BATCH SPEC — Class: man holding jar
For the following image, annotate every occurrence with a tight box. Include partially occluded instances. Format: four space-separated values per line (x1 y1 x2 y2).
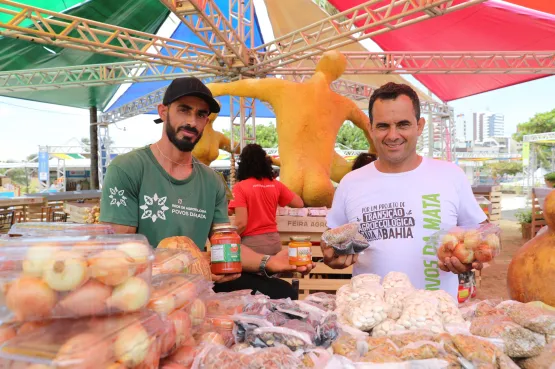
100 77 313 298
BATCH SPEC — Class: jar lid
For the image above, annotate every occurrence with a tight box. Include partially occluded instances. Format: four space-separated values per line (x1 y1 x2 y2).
290 236 311 242
212 223 237 232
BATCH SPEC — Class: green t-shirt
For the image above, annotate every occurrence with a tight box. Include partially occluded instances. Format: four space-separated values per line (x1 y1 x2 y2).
99 146 230 249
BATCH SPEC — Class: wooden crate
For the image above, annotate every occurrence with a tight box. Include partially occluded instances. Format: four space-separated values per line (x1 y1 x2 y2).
473 185 501 223
280 245 352 299
530 188 551 239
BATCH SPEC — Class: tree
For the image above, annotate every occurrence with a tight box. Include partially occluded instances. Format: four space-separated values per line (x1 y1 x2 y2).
80 137 115 153
513 109 555 169
223 121 370 150
336 122 370 150
223 123 279 148
513 109 555 142
485 162 523 184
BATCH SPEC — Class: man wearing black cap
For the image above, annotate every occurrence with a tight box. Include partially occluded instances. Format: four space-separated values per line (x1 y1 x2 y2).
100 77 312 290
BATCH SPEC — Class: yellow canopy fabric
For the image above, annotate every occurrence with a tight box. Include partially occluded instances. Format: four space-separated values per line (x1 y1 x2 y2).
263 0 435 109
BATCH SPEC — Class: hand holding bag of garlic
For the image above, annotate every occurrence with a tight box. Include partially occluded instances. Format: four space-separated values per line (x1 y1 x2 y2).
0 234 154 323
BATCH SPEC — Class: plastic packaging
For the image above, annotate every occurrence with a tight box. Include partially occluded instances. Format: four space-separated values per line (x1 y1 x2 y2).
397 294 444 334
8 222 115 237
0 311 163 369
432 224 501 265
399 341 442 361
0 234 153 323
246 326 313 351
191 344 302 369
209 224 242 275
519 341 555 369
382 272 414 290
371 319 407 337
451 333 501 365
304 292 337 311
152 248 197 276
432 290 466 325
469 315 546 358
344 296 390 331
148 274 213 316
322 223 369 255
288 236 312 266
504 302 555 335
350 273 382 290
332 335 363 361
385 288 414 320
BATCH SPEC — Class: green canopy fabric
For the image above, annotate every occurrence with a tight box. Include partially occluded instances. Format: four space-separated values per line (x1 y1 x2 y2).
0 0 169 110
0 0 85 29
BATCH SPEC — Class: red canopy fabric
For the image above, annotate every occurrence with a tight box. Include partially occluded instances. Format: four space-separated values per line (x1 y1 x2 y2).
329 0 555 101
505 0 555 15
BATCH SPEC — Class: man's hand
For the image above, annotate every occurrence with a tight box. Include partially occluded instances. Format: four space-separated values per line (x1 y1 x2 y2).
438 257 483 274
266 249 315 276
211 273 242 283
203 251 242 283
321 241 358 269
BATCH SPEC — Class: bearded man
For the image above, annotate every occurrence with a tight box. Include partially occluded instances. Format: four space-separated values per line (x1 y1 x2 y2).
100 77 313 297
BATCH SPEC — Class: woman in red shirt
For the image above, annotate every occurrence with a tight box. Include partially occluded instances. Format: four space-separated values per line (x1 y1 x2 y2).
229 144 303 256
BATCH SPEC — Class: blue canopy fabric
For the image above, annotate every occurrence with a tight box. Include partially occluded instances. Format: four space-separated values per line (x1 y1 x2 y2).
106 1 275 118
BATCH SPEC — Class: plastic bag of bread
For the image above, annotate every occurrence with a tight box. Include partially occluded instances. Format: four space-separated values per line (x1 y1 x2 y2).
387 330 439 348
470 315 546 358
360 343 402 363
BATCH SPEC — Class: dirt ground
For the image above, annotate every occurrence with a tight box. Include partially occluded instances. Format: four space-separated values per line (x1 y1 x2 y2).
475 219 525 301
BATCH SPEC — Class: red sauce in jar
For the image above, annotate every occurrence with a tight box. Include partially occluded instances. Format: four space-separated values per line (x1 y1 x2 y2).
210 224 242 275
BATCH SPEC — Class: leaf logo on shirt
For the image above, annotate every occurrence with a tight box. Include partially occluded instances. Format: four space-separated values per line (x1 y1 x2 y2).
109 187 127 207
139 193 169 223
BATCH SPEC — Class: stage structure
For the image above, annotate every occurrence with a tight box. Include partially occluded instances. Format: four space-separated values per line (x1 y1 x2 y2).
0 0 555 186
523 132 555 192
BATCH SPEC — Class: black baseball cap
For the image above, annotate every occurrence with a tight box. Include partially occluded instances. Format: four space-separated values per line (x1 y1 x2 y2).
153 77 220 124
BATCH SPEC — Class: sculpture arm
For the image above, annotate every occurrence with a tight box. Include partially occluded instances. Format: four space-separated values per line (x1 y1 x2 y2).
207 79 291 104
344 99 375 153
218 133 240 154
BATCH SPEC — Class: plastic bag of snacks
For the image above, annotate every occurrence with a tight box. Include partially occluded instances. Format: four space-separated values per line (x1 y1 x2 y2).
502 300 555 335
8 222 115 237
469 315 546 358
396 294 444 334
433 223 501 265
322 223 370 255
0 311 163 369
191 344 303 369
245 326 313 351
519 341 555 369
0 234 153 323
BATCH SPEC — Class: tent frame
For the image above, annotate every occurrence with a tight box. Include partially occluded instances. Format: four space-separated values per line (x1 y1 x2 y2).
0 0 554 186
523 132 555 191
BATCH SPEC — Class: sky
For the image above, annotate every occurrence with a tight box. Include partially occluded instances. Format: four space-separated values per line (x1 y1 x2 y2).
0 1 554 161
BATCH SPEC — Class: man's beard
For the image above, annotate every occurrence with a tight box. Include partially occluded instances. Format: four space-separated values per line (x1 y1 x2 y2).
165 115 203 152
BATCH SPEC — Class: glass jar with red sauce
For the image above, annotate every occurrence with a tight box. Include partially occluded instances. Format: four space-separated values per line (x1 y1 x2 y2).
210 224 242 275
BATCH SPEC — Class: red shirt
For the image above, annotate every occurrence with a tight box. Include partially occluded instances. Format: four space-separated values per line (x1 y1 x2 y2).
229 178 295 237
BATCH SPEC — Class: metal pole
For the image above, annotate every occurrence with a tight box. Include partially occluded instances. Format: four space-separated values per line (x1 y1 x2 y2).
90 106 99 190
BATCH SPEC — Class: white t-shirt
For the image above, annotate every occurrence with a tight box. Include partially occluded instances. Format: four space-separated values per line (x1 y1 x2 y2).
326 157 487 298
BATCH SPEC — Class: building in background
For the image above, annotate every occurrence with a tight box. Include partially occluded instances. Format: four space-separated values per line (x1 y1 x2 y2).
473 112 505 142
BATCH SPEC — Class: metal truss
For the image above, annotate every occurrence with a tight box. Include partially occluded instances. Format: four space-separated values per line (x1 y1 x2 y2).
0 61 214 93
247 0 487 74
160 0 250 68
272 51 555 75
0 0 224 73
99 86 167 124
99 75 223 123
523 132 555 143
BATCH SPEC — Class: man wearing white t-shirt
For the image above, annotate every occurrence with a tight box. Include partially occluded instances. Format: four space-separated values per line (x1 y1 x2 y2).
324 82 486 298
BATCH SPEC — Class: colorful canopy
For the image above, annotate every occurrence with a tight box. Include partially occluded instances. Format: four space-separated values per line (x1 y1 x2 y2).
329 0 555 101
